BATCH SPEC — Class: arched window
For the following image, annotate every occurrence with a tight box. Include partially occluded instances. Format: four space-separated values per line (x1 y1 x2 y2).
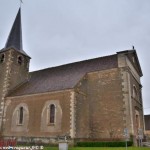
41 101 62 132
0 54 5 63
26 61 29 70
11 103 29 131
135 114 140 129
135 110 140 135
18 107 24 125
49 104 55 124
18 56 23 65
133 86 138 100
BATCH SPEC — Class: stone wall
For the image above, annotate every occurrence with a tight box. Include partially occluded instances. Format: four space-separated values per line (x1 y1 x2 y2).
118 52 144 145
74 51 144 143
75 74 89 138
130 72 144 136
0 48 30 130
75 68 125 140
0 50 10 130
3 90 72 143
8 49 30 91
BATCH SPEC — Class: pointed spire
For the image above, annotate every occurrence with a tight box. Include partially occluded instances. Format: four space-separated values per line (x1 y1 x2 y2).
5 8 23 50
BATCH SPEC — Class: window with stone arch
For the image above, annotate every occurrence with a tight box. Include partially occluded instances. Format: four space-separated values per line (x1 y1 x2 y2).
133 86 138 101
11 103 29 132
135 110 140 135
49 104 56 124
18 106 24 125
41 100 62 132
0 53 5 63
17 55 23 65
135 114 140 129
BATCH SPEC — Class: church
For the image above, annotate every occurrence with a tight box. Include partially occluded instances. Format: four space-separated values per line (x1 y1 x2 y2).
0 8 144 145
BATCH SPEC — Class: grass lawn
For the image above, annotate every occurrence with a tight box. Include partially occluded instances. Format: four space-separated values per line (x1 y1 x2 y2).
43 147 150 150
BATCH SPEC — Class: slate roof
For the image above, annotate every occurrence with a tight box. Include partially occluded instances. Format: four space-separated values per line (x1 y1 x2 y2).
1 8 30 57
5 8 22 50
9 54 118 97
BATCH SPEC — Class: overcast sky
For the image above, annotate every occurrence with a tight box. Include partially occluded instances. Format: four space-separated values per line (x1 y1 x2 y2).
0 0 150 114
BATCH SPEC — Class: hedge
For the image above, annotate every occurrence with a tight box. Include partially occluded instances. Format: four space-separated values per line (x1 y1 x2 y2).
76 141 133 147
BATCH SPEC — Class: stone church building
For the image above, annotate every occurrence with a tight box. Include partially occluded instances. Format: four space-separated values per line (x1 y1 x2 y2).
0 8 144 144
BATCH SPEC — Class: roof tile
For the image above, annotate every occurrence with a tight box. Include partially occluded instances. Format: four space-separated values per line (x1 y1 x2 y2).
9 54 118 96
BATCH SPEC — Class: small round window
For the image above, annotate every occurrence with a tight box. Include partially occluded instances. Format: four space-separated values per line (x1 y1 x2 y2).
0 53 5 63
18 56 23 65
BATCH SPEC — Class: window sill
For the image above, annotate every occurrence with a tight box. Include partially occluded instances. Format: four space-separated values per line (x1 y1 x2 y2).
17 124 23 126
47 123 55 126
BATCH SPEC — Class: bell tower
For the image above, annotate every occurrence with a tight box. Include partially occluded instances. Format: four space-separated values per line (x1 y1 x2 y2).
0 8 31 130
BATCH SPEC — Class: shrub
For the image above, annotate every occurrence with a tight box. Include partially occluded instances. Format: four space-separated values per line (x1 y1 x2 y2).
76 141 133 147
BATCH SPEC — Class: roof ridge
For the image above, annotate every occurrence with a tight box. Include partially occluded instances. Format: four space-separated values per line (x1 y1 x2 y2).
30 54 117 73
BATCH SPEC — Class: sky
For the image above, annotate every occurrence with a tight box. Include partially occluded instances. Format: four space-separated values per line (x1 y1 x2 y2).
0 0 150 114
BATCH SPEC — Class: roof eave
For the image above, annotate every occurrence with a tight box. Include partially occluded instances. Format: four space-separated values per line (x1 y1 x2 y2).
0 46 31 59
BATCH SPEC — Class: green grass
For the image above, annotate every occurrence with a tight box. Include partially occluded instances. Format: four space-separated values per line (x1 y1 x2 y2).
43 147 150 150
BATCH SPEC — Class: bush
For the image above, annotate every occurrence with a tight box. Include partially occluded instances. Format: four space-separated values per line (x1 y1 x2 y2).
76 141 133 147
